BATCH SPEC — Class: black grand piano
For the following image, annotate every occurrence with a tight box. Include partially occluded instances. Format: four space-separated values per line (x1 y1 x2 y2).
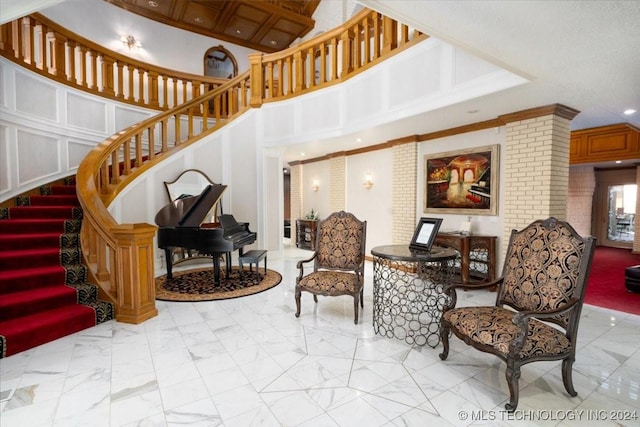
155 183 257 285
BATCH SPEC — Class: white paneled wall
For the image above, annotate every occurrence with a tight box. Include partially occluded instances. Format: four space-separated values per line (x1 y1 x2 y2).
0 58 156 202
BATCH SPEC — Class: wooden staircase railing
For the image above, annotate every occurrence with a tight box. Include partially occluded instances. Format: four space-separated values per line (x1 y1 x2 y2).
0 8 428 323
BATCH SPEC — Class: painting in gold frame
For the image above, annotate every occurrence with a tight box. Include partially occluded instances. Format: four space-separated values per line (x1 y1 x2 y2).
424 144 499 215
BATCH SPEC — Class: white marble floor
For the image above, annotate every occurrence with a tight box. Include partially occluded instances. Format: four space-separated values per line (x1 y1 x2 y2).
1 245 639 427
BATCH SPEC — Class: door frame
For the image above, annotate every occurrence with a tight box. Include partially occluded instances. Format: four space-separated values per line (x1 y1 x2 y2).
592 167 637 248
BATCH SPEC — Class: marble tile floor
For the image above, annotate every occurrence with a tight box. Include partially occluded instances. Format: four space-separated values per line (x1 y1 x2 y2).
1 245 639 427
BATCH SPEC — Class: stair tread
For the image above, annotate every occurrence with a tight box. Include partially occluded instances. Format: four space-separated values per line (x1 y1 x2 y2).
0 265 65 280
0 285 76 306
0 305 96 336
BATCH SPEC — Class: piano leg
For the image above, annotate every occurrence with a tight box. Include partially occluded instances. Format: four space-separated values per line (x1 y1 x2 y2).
165 248 174 279
213 255 221 285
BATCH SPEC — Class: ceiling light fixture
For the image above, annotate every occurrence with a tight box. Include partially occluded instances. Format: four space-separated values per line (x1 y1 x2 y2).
120 35 142 50
623 109 637 115
194 17 204 23
148 1 158 7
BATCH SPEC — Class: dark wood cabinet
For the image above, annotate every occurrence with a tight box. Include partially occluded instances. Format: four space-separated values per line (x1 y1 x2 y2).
435 232 497 285
296 219 318 250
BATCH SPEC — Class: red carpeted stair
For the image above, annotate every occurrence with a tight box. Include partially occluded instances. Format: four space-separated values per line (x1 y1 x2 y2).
0 180 114 358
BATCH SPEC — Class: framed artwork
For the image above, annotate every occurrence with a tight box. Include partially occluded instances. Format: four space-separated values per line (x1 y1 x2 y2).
410 217 442 252
424 144 499 215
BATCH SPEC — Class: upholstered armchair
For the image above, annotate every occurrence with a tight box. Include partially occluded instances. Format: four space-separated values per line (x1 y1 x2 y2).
439 217 596 411
295 211 367 324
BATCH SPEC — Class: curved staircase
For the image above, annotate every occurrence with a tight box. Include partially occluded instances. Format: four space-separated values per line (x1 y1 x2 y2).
0 179 114 358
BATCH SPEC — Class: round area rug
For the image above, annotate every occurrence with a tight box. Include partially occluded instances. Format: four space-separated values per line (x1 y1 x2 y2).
155 267 282 302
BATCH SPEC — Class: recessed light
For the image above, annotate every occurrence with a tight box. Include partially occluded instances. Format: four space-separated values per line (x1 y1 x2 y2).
148 1 158 7
300 152 305 156
270 40 278 46
356 138 362 143
194 17 204 23
467 109 479 114
624 109 637 115
236 30 242 35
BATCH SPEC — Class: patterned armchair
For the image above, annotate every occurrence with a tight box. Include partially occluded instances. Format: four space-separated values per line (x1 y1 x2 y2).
439 217 596 411
295 211 367 324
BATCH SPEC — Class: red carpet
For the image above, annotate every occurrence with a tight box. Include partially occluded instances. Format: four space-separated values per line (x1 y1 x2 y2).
584 246 640 315
0 182 114 358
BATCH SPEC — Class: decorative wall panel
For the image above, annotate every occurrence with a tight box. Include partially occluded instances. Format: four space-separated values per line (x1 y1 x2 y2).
0 125 9 195
345 69 383 123
67 93 108 133
17 130 60 185
300 88 341 133
67 140 95 170
15 72 58 121
389 43 441 108
453 47 502 86
263 103 296 140
114 106 152 133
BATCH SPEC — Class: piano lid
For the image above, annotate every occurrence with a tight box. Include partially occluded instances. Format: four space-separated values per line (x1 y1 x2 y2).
155 183 227 228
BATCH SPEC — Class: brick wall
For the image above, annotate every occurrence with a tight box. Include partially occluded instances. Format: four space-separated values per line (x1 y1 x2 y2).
329 155 346 212
568 166 596 237
503 114 572 256
290 164 303 242
392 142 417 244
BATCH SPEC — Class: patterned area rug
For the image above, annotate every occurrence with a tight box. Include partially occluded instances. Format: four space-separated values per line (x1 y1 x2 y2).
155 267 282 301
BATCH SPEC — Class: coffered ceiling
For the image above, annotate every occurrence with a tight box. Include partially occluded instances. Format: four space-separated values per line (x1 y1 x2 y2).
104 0 320 53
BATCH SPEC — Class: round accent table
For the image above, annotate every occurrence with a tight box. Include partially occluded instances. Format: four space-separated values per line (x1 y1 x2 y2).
371 244 457 347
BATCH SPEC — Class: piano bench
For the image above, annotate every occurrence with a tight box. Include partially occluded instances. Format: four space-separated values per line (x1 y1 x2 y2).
239 250 267 274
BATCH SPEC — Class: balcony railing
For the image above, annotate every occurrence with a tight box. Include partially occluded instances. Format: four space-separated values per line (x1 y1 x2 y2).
0 8 427 323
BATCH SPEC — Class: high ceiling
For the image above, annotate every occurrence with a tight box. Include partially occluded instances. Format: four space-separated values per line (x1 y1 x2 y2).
104 0 320 53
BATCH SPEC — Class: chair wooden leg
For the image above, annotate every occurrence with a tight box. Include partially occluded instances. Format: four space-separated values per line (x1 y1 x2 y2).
562 357 577 396
360 288 364 307
439 324 450 360
295 286 302 318
313 294 318 303
353 294 359 324
505 360 521 411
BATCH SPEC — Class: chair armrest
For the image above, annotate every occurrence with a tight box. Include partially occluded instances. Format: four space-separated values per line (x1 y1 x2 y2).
508 298 579 356
442 277 504 311
296 252 317 281
512 298 579 325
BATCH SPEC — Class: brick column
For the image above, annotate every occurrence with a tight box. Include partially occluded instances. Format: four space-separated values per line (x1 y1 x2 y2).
392 140 418 244
568 166 596 237
289 162 303 244
500 105 579 256
634 166 640 254
329 154 346 212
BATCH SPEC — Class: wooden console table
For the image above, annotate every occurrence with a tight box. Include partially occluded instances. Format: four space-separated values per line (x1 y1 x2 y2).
295 219 317 250
435 232 497 285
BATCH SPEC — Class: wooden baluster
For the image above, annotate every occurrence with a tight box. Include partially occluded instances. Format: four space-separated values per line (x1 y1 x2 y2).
285 56 293 95
307 46 315 88
174 113 181 146
137 68 145 103
266 62 274 98
135 133 143 167
116 61 124 99
382 16 397 54
330 37 338 80
248 52 263 107
319 41 327 84
172 78 178 109
162 76 168 109
52 31 68 80
148 70 159 107
96 235 109 281
126 66 134 101
294 50 304 92
101 54 115 96
341 28 354 77
89 50 97 90
181 80 187 104
36 22 46 70
78 45 87 87
161 119 168 152
23 17 35 66
121 139 131 176
147 125 156 160
110 151 119 185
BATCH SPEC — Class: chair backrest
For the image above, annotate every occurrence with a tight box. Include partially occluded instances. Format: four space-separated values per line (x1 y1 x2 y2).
497 217 596 331
314 211 367 271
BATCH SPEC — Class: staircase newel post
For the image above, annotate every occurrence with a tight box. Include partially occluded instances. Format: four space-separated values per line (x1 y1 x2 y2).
111 223 158 324
248 52 264 108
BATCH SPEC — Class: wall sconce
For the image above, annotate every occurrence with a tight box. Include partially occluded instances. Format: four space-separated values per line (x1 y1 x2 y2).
120 34 142 50
312 179 320 192
363 172 374 190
